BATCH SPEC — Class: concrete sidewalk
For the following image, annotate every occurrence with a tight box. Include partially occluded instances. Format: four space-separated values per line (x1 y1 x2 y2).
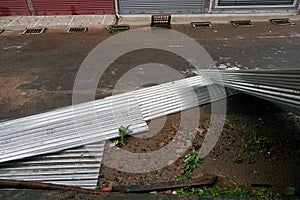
118 13 300 25
0 13 299 31
0 15 115 31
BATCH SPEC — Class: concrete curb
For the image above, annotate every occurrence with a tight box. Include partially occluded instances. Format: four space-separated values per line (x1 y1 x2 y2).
0 15 116 31
0 13 299 31
118 13 300 25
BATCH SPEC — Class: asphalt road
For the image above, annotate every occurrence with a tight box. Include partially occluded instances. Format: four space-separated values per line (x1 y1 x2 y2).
0 21 299 120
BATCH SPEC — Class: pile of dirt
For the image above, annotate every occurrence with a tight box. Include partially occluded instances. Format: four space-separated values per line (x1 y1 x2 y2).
98 93 299 195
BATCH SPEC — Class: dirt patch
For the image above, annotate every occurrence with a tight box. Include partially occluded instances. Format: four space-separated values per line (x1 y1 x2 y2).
98 94 299 195
0 75 39 110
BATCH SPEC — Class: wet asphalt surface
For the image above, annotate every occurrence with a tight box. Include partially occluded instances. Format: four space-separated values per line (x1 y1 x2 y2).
0 21 299 119
0 21 299 199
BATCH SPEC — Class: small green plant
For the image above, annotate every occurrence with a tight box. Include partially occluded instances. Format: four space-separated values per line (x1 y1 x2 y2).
177 151 203 180
106 25 117 33
176 187 250 196
253 187 270 199
114 125 132 146
282 186 295 196
247 133 267 148
232 157 243 163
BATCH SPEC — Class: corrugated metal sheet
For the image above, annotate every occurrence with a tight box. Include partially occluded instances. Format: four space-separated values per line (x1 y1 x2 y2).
0 75 234 188
0 75 233 164
0 74 236 188
133 75 232 120
0 94 148 163
118 0 204 14
209 70 300 114
0 142 104 189
31 0 115 15
0 0 30 16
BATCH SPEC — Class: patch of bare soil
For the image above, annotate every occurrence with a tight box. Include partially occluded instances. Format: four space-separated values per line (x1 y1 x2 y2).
98 94 299 195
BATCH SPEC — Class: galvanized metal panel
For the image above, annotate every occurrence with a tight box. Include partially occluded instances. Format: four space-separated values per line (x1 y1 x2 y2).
0 0 30 16
118 0 204 14
0 142 104 189
133 76 230 120
0 94 148 163
0 74 232 163
210 70 300 114
31 0 115 15
0 75 234 188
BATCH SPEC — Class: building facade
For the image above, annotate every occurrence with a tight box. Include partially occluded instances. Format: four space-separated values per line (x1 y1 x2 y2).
0 0 299 16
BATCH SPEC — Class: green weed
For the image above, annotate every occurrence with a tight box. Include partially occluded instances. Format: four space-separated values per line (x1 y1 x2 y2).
232 157 243 163
246 133 267 148
177 151 203 180
282 186 295 196
114 125 132 146
106 25 117 33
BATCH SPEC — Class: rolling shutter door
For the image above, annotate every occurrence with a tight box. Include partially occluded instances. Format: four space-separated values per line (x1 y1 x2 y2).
216 0 298 7
0 0 30 16
31 0 115 15
118 0 204 14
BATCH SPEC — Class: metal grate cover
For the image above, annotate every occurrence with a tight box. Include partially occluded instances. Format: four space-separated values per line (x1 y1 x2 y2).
67 27 88 33
112 25 130 31
270 18 295 26
191 22 213 29
151 14 171 29
231 20 253 28
22 28 46 35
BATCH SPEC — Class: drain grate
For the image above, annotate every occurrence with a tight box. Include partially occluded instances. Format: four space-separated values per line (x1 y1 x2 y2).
67 27 88 33
22 28 46 35
231 20 253 28
0 29 4 34
191 22 213 29
270 18 294 26
112 25 130 31
151 14 171 29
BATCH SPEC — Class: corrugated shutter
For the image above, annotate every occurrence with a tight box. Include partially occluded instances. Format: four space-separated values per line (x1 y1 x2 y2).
118 0 204 14
217 0 294 6
0 0 30 16
31 0 115 15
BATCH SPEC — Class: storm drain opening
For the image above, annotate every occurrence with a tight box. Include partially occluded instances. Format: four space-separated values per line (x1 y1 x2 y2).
112 25 130 31
191 22 213 29
151 14 171 29
22 28 46 35
0 29 4 34
67 27 88 33
231 20 253 28
270 18 294 26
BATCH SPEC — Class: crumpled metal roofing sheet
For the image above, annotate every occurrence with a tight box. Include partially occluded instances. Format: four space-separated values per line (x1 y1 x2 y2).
0 142 104 189
133 75 231 120
0 93 148 163
214 70 300 114
0 75 231 163
0 74 235 188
